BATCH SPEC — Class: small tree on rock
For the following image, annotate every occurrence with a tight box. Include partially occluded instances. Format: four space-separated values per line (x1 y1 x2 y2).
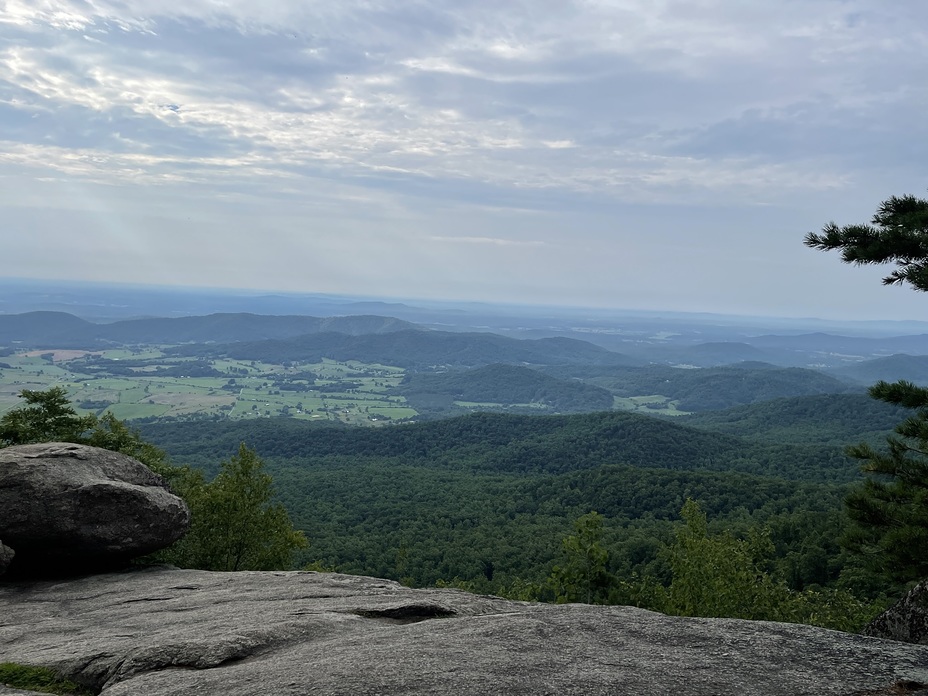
0 386 96 446
160 443 308 571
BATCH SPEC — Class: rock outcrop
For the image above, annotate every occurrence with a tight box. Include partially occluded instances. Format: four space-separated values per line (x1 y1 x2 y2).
0 443 189 576
1 566 927 695
865 580 928 646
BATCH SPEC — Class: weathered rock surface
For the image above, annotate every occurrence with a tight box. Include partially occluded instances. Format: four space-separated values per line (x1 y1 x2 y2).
1 567 927 696
865 580 928 645
0 443 189 575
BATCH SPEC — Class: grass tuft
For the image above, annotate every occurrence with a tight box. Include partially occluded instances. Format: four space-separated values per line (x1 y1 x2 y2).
0 663 93 695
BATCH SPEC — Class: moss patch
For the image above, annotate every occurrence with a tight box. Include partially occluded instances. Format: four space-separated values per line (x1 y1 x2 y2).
0 663 93 695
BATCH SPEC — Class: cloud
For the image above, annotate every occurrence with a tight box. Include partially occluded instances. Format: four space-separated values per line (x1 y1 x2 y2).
3 0 928 317
427 235 547 247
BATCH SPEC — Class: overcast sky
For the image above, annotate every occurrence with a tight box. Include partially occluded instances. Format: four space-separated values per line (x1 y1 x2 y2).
3 1 928 320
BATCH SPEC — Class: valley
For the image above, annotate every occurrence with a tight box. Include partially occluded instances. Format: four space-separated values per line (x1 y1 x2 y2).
1 296 926 620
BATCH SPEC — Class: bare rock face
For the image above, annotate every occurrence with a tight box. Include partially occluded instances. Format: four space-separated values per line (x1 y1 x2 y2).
1 567 927 696
864 580 928 645
0 443 189 576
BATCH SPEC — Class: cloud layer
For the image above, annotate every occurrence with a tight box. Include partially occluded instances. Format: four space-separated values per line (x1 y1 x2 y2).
3 0 927 318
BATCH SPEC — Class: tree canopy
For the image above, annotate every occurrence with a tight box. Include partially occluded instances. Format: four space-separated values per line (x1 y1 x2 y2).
0 386 96 447
806 193 928 581
804 193 928 291
157 443 308 571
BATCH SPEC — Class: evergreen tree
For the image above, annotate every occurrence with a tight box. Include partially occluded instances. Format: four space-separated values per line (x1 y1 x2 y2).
841 380 928 581
805 193 928 580
804 193 928 291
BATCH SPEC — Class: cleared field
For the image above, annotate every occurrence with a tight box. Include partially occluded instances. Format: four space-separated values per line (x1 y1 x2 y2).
22 349 101 362
613 395 690 416
0 348 419 424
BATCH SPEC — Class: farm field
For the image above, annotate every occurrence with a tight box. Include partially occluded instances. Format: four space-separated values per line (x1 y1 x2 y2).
0 347 415 425
612 394 690 416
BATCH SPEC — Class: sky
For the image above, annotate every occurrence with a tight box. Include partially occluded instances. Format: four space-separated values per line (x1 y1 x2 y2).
2 0 928 321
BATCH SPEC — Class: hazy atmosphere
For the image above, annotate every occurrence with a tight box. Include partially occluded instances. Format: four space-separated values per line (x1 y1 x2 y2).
3 0 927 319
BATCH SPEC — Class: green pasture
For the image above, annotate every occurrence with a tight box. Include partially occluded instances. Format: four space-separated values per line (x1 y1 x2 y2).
0 348 425 424
613 395 690 416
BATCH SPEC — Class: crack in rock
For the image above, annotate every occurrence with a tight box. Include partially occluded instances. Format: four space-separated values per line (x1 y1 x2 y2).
351 603 457 624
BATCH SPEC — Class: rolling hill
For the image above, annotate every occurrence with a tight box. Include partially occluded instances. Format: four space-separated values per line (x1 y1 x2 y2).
168 330 642 369
543 363 857 412
677 393 908 446
0 311 417 347
828 353 928 385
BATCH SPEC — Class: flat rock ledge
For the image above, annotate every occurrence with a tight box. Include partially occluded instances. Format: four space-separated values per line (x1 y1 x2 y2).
1 567 927 696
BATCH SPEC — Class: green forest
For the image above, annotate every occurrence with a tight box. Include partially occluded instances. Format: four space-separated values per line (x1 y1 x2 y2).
6 193 928 634
134 401 901 630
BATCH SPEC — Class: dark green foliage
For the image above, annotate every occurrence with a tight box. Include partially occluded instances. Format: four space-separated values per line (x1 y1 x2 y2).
0 386 96 446
544 364 854 412
550 511 613 604
137 412 883 598
536 504 884 632
0 663 92 695
653 502 882 631
806 194 928 583
140 410 856 483
678 393 908 446
842 381 928 581
0 387 170 474
156 444 308 571
804 193 928 291
660 499 787 619
394 363 615 414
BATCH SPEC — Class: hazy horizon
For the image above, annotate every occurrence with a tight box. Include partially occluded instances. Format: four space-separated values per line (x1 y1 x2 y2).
5 275 928 334
4 2 928 321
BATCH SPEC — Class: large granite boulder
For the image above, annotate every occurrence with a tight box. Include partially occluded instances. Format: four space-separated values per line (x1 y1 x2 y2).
864 580 928 645
1 567 927 695
0 442 189 576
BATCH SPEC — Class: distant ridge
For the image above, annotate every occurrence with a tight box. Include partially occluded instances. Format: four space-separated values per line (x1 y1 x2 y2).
745 332 928 356
678 393 908 445
0 311 95 346
0 312 417 347
829 353 928 385
394 363 616 413
544 363 855 412
167 329 642 369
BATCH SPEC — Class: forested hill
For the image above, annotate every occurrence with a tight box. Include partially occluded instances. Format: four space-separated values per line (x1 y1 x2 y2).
828 353 928 385
139 410 855 483
0 311 416 347
167 330 642 369
139 410 860 589
677 393 909 446
542 363 856 411
392 363 615 413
